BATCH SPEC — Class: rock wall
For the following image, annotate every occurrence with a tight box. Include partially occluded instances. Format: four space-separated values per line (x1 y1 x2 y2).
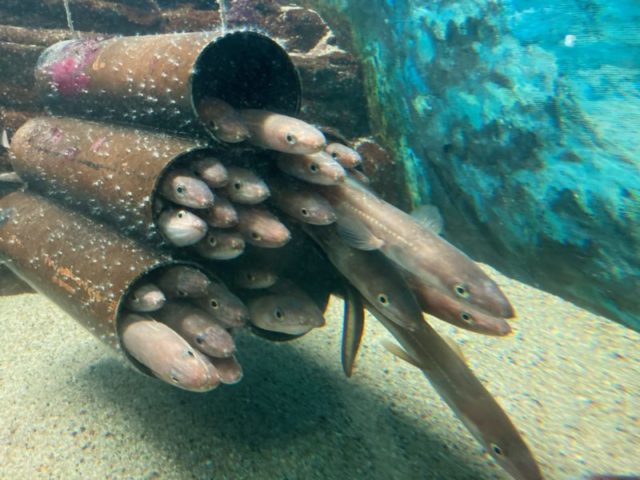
300 0 640 331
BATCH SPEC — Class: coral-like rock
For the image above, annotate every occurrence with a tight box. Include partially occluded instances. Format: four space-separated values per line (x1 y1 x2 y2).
301 0 640 331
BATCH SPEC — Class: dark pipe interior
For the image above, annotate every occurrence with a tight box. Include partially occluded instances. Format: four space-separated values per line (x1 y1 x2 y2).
192 31 301 115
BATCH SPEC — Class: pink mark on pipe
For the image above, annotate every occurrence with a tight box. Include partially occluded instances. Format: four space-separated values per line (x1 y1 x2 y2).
49 127 63 144
49 57 91 96
44 39 101 97
90 137 108 153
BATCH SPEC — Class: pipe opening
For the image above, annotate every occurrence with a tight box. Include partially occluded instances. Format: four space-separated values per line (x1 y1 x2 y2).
192 31 301 117
150 146 220 242
116 261 211 375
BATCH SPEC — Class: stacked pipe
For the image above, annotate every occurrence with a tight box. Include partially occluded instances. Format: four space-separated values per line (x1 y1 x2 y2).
0 27 543 478
1 31 336 391
0 190 243 390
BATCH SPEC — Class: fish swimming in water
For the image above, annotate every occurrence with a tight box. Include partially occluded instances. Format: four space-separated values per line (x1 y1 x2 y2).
368 303 543 480
201 196 238 228
405 270 512 336
318 176 515 318
119 314 220 392
224 166 270 205
235 206 291 248
269 177 337 225
159 169 215 209
277 151 345 185
190 156 229 189
239 109 326 154
193 229 245 260
205 355 243 385
124 283 166 313
192 278 250 328
246 290 325 335
325 142 362 169
305 225 423 331
157 208 208 246
231 265 279 290
152 301 235 358
156 265 210 299
197 98 250 143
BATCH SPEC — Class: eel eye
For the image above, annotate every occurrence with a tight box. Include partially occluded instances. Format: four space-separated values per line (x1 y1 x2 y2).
210 299 219 309
454 284 469 299
378 294 389 306
285 133 296 145
461 312 473 324
274 308 284 319
490 443 503 456
176 185 185 194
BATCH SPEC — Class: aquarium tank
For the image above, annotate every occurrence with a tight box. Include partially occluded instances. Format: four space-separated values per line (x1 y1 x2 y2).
0 1 638 479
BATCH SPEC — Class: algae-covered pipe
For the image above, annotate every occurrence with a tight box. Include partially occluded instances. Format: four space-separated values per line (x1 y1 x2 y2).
9 116 214 245
33 31 301 140
0 190 212 376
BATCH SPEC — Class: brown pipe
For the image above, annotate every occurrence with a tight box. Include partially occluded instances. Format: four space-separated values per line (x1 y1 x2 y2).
0 190 211 374
9 116 210 245
34 31 301 140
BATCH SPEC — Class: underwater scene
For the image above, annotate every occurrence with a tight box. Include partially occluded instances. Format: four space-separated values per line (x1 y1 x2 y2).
0 1 638 479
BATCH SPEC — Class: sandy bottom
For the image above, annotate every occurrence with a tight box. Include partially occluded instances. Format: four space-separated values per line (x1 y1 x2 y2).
1 267 639 480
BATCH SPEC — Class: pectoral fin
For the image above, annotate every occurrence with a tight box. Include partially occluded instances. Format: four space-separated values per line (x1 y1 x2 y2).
336 218 384 250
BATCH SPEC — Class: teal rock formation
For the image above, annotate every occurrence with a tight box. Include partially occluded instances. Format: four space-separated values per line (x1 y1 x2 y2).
302 0 640 330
